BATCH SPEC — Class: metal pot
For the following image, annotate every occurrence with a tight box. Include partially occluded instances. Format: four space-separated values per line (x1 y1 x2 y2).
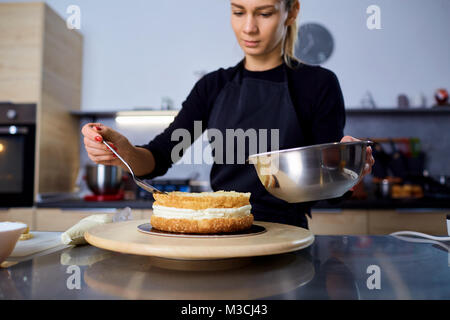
248 141 372 203
86 164 124 195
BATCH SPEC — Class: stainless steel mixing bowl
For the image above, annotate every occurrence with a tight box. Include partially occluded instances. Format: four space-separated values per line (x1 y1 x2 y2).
86 164 124 195
248 141 372 203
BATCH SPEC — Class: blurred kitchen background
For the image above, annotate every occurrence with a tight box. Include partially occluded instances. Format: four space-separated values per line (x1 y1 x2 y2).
1 0 449 234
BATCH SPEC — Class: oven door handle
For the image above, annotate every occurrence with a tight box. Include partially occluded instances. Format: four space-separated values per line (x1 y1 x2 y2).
0 126 29 134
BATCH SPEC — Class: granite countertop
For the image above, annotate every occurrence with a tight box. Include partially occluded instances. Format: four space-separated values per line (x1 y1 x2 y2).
1 235 449 300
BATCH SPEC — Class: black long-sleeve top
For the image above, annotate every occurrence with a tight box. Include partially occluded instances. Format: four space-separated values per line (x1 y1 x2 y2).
138 59 346 226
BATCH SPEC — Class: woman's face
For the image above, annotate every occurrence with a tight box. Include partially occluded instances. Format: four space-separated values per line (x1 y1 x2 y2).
230 0 289 58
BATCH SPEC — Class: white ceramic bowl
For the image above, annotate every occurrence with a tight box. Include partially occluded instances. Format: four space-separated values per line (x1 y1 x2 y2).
0 222 27 264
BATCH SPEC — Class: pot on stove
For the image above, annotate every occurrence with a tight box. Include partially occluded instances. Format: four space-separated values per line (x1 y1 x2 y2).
85 164 124 195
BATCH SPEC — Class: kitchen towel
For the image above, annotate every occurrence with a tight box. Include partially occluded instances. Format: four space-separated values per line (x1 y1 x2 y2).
60 207 132 246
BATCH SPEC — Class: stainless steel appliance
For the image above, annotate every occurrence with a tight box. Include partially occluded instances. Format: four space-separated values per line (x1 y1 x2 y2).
0 102 36 207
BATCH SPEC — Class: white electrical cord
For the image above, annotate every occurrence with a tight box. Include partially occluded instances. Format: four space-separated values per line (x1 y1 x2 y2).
390 218 450 254
390 234 450 252
389 231 450 242
390 217 450 243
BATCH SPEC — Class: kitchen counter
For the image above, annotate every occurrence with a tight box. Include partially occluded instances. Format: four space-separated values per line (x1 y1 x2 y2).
35 195 450 210
1 235 449 300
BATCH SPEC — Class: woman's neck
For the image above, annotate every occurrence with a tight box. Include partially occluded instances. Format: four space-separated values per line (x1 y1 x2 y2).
244 44 284 71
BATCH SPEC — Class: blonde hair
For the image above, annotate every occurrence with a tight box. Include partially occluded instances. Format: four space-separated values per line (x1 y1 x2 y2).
283 0 300 69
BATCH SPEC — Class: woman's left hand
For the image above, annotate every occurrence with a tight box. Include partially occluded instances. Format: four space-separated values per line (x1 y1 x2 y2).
340 135 375 189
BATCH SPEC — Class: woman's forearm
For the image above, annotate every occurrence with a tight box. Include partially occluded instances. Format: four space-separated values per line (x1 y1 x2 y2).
121 146 156 177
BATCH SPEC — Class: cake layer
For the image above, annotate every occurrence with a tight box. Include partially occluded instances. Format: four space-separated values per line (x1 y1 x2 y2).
152 190 251 210
150 214 254 234
152 204 252 220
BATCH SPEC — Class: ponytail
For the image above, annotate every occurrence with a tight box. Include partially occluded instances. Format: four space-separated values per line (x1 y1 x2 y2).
283 0 300 69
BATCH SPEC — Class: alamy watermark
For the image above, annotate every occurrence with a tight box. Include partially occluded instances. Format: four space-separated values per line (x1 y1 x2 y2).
366 264 381 290
171 121 280 175
367 5 382 30
66 5 81 30
66 265 81 290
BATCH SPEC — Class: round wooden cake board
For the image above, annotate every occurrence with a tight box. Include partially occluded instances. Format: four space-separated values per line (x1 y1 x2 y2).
84 220 314 260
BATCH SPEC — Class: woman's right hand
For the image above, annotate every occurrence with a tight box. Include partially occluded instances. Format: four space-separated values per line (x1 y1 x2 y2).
81 123 132 167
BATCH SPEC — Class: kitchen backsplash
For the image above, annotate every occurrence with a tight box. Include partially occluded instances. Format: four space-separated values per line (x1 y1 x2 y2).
344 111 450 176
79 110 450 191
78 118 213 188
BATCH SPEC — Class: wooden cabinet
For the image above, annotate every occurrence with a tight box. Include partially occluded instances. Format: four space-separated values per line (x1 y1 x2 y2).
140 210 153 221
308 209 369 235
0 3 83 199
2 207 447 235
368 209 449 236
0 208 34 227
0 208 153 232
309 208 449 235
33 208 152 232
34 209 106 232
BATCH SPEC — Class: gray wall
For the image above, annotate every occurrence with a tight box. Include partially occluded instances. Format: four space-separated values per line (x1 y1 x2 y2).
4 0 448 184
2 0 449 110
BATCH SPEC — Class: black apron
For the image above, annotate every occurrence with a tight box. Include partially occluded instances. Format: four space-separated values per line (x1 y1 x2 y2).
207 61 311 228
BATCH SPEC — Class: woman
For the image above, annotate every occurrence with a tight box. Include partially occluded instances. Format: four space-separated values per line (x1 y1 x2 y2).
82 0 375 229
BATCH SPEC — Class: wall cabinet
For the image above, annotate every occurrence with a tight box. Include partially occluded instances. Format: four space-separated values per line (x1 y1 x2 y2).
0 3 83 199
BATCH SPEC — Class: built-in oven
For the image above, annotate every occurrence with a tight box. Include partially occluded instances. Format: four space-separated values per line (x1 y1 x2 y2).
0 102 36 207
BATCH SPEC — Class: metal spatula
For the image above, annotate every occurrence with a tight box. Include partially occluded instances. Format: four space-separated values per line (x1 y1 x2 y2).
103 141 167 195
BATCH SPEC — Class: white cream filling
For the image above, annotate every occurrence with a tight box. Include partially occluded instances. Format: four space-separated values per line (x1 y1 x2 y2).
152 204 252 220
